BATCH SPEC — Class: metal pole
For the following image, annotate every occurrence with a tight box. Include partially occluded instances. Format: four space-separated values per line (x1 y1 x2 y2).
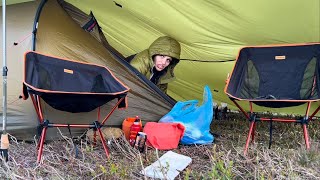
2 0 7 133
1 0 9 161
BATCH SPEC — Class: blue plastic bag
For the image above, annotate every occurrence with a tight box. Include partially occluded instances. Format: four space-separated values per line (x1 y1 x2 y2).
159 85 214 144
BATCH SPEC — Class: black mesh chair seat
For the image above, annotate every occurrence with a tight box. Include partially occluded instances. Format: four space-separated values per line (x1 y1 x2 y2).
224 43 320 155
22 51 130 163
226 43 320 108
23 51 129 112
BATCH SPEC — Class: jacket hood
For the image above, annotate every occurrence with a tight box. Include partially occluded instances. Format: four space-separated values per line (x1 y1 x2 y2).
148 36 181 65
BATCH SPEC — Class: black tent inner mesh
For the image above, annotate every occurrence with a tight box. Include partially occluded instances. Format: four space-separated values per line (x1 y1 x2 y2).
23 51 129 113
226 44 320 108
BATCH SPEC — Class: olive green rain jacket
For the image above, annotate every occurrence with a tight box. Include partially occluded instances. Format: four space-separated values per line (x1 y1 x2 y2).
130 36 181 92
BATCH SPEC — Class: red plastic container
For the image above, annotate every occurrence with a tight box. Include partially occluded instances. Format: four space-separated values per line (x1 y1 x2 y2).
122 116 142 141
129 119 142 146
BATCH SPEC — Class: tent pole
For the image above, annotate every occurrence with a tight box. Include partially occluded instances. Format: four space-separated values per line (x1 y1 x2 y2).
1 0 9 161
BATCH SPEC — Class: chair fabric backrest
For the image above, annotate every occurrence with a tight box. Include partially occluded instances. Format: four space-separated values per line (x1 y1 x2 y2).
225 43 320 107
23 51 130 112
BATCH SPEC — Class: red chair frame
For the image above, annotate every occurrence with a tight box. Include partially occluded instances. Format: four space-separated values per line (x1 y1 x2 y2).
30 94 125 163
230 99 320 155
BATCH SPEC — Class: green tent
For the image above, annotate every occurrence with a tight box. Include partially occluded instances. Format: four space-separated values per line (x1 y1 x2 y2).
64 0 320 113
0 0 319 139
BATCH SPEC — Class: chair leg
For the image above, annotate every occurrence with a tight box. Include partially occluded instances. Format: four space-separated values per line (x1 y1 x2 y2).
302 124 310 149
97 128 110 158
251 123 256 142
37 127 47 163
244 121 255 155
93 130 97 146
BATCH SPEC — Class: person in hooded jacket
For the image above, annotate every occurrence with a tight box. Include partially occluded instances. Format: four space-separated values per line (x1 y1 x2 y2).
129 36 181 93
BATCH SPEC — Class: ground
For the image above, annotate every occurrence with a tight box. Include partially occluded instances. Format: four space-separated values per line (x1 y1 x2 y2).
0 112 319 179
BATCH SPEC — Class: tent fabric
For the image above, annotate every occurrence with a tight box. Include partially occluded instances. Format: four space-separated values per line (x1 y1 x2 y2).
0 1 41 140
23 51 129 113
225 43 320 108
0 0 319 140
0 1 173 140
65 0 320 112
1 0 34 6
36 0 173 115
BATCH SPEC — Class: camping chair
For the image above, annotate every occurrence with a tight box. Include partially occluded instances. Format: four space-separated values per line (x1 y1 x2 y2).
224 43 320 155
22 51 130 163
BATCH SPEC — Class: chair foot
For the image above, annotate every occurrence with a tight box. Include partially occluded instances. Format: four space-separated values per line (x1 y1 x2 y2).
302 124 310 149
37 127 47 163
97 128 110 158
244 121 255 155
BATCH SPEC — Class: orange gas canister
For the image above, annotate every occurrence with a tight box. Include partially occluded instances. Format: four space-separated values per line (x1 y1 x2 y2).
122 116 142 140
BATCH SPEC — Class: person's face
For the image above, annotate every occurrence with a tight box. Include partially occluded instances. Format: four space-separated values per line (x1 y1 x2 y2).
153 55 172 71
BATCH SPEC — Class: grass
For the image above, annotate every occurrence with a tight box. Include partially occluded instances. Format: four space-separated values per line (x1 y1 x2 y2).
0 112 319 179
